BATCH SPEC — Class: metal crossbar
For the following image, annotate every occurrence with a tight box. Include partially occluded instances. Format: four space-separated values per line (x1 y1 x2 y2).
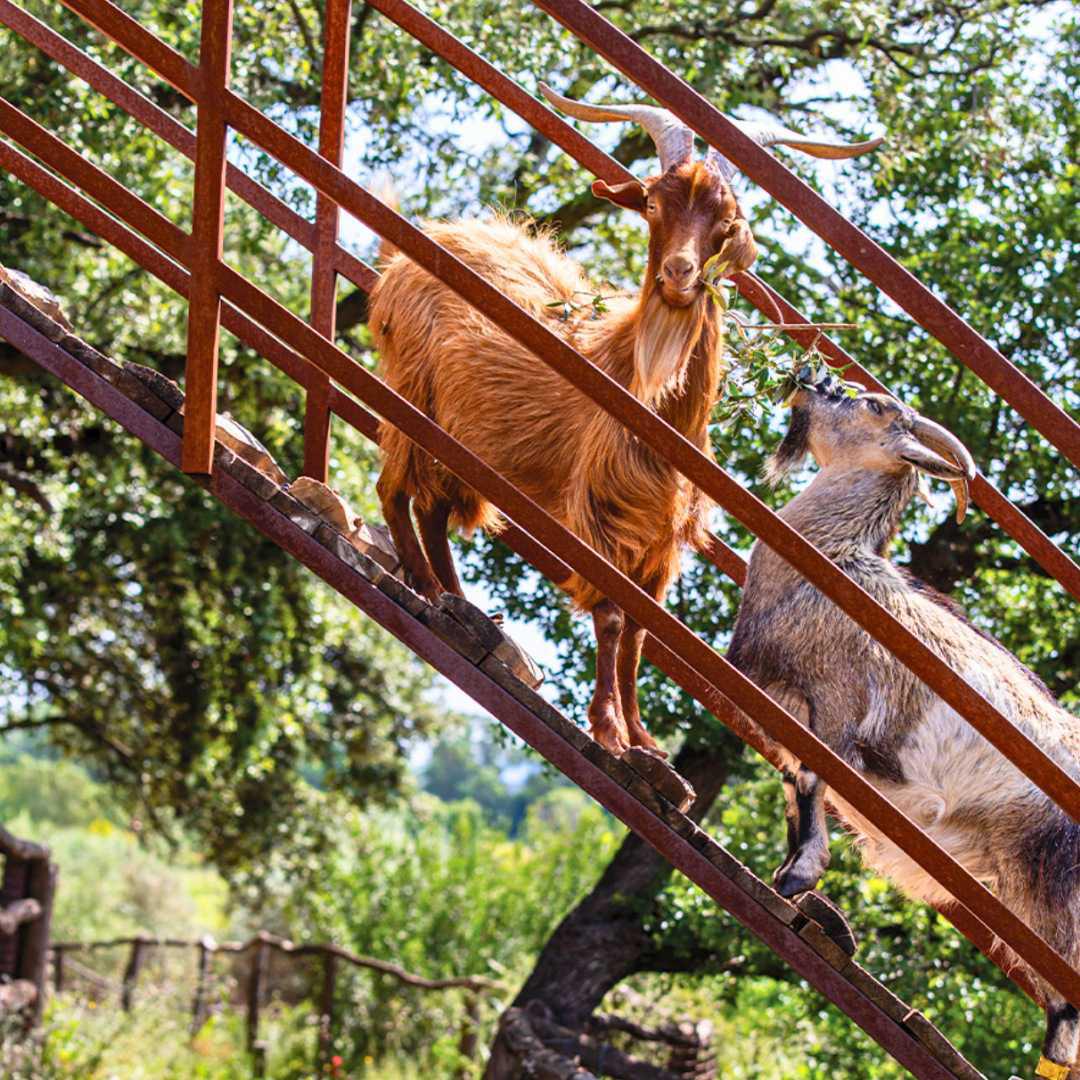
533 0 1080 472
0 0 1075 1057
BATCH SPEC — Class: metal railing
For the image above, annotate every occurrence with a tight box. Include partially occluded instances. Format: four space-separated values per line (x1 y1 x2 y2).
0 0 1075 1066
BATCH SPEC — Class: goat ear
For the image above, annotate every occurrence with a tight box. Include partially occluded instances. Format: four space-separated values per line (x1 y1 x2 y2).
763 405 811 486
592 179 648 213
714 218 757 274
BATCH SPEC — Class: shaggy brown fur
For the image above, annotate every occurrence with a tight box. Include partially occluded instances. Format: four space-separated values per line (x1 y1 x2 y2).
729 386 1080 1073
371 161 756 756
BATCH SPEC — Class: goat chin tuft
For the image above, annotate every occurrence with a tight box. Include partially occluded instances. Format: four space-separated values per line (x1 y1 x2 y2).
631 288 708 406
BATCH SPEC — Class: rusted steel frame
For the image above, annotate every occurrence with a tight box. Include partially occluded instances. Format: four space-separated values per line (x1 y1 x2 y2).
0 323 969 1080
360 0 1077 603
212 261 1080 1004
4 86 1075 1002
302 0 353 481
736 273 1080 604
0 132 335 408
0 128 377 465
0 126 1040 1014
531 0 1080 472
0 0 375 294
181 0 233 475
0 96 188 264
45 0 1078 600
206 88 1080 827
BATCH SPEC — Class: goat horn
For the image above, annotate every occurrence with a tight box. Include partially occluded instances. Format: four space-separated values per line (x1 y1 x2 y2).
539 82 693 173
706 120 883 180
911 416 976 525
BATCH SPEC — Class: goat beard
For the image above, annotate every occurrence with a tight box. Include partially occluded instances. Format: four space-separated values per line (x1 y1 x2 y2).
631 287 709 407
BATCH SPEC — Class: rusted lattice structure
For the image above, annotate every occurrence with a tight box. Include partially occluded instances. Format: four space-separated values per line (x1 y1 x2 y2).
0 827 56 1026
0 0 1078 1076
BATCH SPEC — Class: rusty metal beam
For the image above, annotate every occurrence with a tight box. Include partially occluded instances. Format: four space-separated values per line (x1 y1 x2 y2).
302 0 352 482
181 0 233 474
531 0 1080 473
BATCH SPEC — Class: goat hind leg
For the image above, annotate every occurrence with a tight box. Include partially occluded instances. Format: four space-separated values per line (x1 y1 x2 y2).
588 600 630 756
1037 999 1080 1078
377 480 442 603
773 765 831 897
416 500 465 598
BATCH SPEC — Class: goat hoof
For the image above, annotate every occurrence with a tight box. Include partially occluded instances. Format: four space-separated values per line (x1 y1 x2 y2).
773 855 827 899
795 891 857 956
589 706 630 757
404 570 442 605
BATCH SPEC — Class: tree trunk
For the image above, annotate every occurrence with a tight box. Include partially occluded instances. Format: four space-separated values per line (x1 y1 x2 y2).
486 737 741 1076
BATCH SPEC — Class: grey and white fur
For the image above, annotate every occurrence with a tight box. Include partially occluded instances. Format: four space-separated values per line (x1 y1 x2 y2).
728 381 1080 1075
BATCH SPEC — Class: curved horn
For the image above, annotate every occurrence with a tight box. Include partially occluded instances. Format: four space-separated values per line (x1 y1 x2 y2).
911 415 976 524
707 119 883 179
539 82 693 172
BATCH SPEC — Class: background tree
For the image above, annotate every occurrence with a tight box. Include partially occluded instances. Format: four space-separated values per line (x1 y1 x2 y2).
0 0 1076 1074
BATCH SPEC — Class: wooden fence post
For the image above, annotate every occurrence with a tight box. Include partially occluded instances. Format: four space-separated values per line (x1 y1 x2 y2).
52 944 64 994
317 949 337 1070
21 856 56 1027
121 935 148 1012
247 933 269 1076
191 935 214 1034
0 856 28 978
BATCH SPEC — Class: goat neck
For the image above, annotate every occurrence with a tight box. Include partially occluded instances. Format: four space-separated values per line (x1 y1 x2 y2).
779 465 919 559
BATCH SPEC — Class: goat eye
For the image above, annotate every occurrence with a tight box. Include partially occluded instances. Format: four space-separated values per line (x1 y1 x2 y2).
646 199 658 214
867 399 883 416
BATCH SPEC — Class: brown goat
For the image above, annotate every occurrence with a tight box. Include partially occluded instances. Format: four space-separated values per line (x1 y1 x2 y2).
371 86 879 758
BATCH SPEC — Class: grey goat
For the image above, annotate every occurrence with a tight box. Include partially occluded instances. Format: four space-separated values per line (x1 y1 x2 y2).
729 379 1080 1078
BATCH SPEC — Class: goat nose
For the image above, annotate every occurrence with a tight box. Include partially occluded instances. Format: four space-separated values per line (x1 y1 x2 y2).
663 255 696 285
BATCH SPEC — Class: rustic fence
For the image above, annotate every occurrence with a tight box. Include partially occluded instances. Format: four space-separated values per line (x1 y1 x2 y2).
47 932 717 1078
49 930 495 1076
0 826 55 1028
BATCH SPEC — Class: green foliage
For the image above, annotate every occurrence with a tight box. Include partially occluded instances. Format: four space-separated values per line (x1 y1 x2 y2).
420 722 569 834
254 791 620 1070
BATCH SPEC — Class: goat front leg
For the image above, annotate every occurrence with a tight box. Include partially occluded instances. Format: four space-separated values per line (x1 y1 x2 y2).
616 617 665 758
772 764 831 897
377 480 442 603
588 600 630 756
416 500 465 598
